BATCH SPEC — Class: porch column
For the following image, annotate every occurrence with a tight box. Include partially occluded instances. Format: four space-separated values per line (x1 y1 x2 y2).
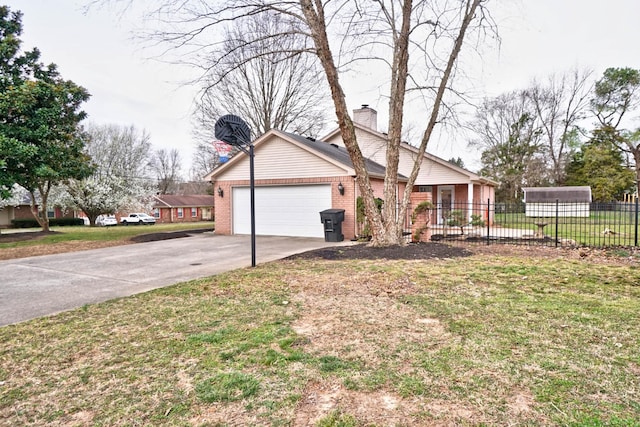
467 183 474 223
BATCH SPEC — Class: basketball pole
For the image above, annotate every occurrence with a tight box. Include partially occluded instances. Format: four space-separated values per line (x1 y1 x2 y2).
233 142 256 267
249 144 256 267
214 115 255 267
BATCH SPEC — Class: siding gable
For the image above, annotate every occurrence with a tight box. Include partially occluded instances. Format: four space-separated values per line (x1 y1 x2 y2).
325 128 472 185
412 152 471 184
215 135 348 181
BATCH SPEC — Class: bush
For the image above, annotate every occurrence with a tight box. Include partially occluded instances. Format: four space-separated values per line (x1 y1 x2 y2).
10 219 40 228
51 218 85 226
11 217 85 228
470 214 485 227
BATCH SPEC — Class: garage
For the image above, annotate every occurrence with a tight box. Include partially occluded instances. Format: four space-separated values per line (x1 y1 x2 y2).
232 185 332 238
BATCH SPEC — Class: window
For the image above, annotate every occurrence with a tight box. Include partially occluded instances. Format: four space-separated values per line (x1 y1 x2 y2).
418 186 432 193
191 207 197 217
47 209 55 218
153 208 160 218
177 208 184 218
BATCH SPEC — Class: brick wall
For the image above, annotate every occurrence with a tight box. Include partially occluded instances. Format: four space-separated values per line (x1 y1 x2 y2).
410 192 434 242
12 205 73 220
155 207 204 223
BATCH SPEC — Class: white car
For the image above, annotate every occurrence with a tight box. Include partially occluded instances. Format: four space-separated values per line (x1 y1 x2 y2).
120 213 156 225
96 215 118 227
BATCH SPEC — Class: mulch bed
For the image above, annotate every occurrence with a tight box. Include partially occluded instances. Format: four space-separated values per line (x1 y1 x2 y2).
0 231 59 243
288 242 473 260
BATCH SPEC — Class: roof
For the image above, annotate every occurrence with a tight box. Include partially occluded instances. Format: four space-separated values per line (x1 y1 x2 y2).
153 194 214 208
322 122 498 186
205 129 406 181
281 131 402 179
522 186 592 203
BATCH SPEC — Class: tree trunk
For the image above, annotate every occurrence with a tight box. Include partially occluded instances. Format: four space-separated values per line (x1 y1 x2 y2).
300 0 386 245
29 188 50 232
301 0 482 246
382 0 413 245
398 0 483 238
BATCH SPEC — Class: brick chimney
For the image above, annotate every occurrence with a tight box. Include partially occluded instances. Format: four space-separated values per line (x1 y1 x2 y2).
353 104 377 132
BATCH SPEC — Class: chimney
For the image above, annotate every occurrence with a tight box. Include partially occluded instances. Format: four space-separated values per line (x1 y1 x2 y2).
353 104 377 131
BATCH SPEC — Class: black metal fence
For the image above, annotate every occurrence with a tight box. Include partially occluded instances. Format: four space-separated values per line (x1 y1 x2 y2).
414 200 640 248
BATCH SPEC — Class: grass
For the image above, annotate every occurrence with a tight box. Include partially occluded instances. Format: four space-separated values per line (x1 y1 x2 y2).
494 210 640 247
1 251 640 425
0 222 212 249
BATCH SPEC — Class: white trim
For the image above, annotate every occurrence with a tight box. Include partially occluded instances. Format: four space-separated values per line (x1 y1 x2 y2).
468 182 474 223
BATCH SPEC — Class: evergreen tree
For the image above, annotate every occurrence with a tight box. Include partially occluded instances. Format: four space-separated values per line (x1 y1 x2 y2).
0 6 92 231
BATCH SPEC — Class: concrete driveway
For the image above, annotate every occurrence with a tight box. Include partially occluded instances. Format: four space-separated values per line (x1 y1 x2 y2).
0 233 349 326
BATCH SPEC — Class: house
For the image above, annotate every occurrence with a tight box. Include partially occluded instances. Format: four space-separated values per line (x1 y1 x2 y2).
322 106 497 227
205 106 496 240
152 194 214 223
206 130 405 239
0 193 75 228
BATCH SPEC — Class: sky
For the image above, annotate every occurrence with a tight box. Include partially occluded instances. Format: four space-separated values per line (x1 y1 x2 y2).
5 0 640 174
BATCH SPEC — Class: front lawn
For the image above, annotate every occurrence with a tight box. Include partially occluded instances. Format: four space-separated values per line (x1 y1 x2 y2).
0 222 213 248
0 222 214 260
1 249 639 426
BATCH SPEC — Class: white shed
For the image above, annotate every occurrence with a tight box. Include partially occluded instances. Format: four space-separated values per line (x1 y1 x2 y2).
523 186 592 217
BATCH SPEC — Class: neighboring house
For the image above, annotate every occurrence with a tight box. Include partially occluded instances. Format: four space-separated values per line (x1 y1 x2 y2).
0 194 74 228
152 194 214 223
205 106 496 240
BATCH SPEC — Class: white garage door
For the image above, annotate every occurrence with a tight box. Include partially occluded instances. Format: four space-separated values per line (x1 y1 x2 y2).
232 185 332 238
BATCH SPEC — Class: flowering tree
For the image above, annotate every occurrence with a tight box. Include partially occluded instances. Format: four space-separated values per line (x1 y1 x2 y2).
60 177 151 226
60 123 157 225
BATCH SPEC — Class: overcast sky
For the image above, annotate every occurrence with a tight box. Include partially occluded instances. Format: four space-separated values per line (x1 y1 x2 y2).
6 0 640 173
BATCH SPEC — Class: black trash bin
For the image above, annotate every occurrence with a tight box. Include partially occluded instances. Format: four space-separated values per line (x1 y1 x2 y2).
319 209 345 242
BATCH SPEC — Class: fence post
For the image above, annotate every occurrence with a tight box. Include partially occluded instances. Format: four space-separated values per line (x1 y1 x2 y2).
555 199 559 248
486 198 490 245
635 198 639 247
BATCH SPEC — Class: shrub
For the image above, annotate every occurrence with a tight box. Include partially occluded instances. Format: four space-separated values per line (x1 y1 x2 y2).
470 214 485 227
412 201 434 242
11 218 85 228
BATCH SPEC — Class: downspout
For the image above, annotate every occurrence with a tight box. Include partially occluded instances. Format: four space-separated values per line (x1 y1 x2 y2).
354 176 358 240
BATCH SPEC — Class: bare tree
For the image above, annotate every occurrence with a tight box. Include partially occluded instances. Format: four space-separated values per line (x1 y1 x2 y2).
85 123 153 181
150 148 182 194
529 68 593 185
193 12 329 140
97 0 493 246
189 12 329 179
